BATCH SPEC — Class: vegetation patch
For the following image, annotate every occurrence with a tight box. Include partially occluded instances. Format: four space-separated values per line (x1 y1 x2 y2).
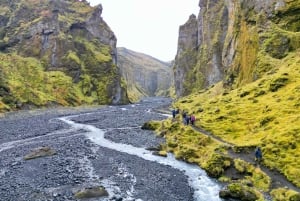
270 188 300 201
141 120 161 130
234 159 271 192
269 76 289 92
219 183 259 201
156 118 222 166
203 153 232 178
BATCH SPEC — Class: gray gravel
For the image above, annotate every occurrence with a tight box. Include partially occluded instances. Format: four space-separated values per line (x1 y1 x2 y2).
0 97 194 201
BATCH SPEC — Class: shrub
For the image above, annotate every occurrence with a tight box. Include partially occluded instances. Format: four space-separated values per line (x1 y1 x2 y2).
141 121 160 130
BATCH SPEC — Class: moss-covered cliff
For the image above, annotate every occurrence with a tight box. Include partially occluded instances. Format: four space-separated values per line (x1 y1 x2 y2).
166 0 300 199
174 0 300 96
117 47 173 102
168 49 300 200
0 0 128 111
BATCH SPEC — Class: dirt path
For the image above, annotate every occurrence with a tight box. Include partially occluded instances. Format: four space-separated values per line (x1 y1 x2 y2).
191 125 300 193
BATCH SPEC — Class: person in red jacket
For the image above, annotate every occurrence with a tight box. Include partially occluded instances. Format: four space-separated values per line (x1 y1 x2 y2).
190 114 196 125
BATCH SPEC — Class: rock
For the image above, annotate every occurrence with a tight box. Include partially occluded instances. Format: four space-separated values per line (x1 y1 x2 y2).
74 186 108 199
219 183 258 201
24 146 56 160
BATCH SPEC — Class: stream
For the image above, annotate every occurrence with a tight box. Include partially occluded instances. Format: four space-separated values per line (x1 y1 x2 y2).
0 97 222 201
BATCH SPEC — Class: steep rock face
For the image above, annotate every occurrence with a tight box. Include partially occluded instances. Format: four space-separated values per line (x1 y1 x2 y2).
117 47 173 102
174 0 300 97
174 14 199 97
0 0 128 108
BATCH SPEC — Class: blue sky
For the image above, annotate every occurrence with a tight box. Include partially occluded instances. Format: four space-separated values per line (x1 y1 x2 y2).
87 0 199 61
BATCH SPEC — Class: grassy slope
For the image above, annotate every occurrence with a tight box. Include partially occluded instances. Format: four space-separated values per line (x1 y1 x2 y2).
174 50 300 184
156 50 300 200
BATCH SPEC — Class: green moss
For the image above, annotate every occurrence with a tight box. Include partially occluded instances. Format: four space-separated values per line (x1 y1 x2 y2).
141 121 161 130
78 74 93 96
271 188 300 201
260 116 275 127
69 1 94 15
269 76 289 92
204 153 231 178
234 158 249 173
233 20 259 86
273 0 300 32
265 33 291 59
0 54 87 109
226 183 259 201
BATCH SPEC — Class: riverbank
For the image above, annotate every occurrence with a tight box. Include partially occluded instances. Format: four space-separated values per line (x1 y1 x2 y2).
154 114 300 200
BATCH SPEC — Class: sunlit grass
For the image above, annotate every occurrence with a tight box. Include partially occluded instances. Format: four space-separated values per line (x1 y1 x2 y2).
171 50 300 188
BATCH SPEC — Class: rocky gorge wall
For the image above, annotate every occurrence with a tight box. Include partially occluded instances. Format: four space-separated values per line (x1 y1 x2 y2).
173 0 300 97
0 0 128 111
117 47 173 102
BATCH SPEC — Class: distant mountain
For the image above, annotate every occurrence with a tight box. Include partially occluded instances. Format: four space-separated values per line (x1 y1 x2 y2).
117 47 174 102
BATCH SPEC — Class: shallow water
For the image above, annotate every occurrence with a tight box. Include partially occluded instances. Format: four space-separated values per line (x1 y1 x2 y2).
60 107 222 201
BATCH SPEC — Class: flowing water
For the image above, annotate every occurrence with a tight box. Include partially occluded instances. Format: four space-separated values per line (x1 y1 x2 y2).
60 109 222 201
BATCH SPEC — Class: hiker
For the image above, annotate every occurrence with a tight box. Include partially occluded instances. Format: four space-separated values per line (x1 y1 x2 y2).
255 147 262 163
172 109 176 118
176 108 180 115
185 114 190 125
190 114 196 125
182 111 187 124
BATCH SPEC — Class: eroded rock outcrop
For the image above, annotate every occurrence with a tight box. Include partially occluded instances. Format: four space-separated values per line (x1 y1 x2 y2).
0 0 128 110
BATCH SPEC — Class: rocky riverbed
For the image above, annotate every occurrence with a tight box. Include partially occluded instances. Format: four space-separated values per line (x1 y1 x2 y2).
0 97 221 201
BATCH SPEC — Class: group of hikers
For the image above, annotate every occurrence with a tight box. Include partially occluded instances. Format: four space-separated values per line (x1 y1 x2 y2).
171 108 263 165
172 109 196 125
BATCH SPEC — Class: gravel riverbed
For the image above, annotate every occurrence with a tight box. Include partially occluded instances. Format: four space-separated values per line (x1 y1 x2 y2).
0 97 220 201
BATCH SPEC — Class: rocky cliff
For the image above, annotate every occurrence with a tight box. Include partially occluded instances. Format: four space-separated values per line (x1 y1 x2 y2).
174 0 300 97
0 0 128 111
117 47 173 102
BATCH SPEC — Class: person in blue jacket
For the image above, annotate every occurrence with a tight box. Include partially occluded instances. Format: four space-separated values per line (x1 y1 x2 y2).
255 147 262 164
172 109 176 118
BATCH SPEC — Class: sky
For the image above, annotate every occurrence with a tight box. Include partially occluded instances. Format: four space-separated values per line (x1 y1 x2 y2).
87 0 199 61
